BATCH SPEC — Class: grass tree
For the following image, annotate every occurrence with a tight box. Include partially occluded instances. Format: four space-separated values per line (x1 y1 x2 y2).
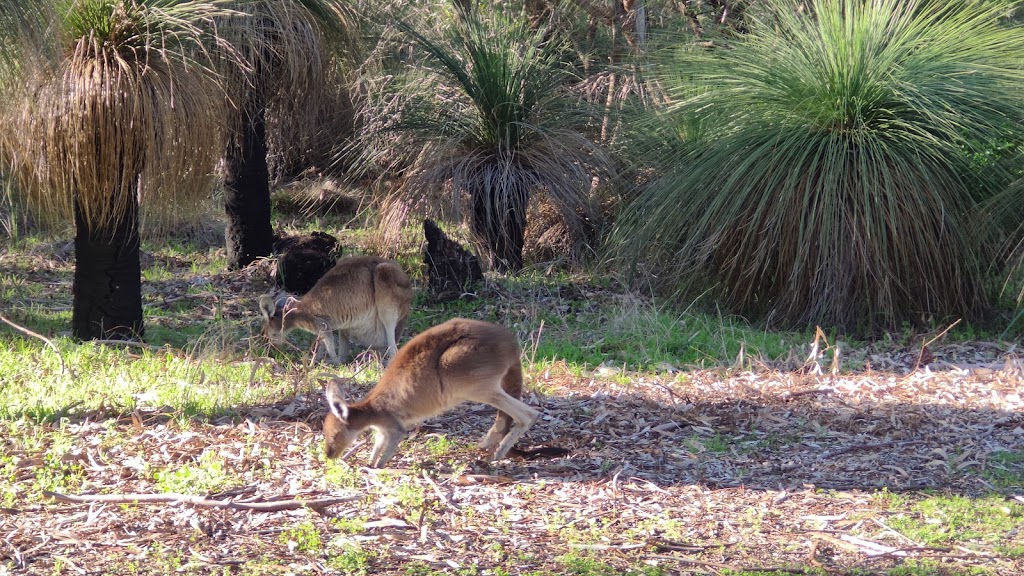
1 0 232 340
360 4 611 272
615 0 1024 333
217 0 354 270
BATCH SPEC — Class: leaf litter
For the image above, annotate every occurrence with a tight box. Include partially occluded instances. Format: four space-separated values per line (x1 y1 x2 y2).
0 243 1022 575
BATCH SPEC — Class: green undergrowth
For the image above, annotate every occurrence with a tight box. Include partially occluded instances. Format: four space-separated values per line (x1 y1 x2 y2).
883 492 1024 551
1 219 1018 429
3 216 1020 433
152 450 237 495
0 333 289 421
979 450 1024 489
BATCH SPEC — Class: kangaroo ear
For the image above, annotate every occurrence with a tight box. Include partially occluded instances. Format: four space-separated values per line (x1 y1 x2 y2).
258 295 276 320
325 380 349 423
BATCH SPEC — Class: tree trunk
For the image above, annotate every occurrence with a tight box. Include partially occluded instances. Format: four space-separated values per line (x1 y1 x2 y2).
471 185 528 273
71 193 144 341
224 95 274 270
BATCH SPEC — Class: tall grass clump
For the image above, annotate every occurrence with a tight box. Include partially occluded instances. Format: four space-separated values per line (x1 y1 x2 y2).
354 2 612 272
615 0 1024 333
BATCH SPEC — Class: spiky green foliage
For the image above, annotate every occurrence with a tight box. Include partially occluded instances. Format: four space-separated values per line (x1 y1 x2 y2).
357 4 611 271
3 0 234 233
615 0 1024 333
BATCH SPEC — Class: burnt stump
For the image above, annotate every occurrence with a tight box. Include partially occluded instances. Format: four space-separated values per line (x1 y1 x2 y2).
273 231 340 295
423 219 483 301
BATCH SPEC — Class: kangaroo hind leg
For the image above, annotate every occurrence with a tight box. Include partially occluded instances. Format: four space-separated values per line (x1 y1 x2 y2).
373 263 409 364
478 363 528 454
484 391 538 461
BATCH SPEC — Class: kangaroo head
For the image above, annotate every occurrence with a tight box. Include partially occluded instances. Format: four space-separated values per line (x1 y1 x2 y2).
323 380 357 459
258 294 286 342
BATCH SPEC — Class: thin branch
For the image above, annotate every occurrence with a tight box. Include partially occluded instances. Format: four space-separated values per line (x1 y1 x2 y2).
44 491 360 512
0 313 65 374
915 319 961 370
88 339 166 351
818 440 928 460
571 542 647 551
647 554 816 574
780 387 834 401
421 470 459 511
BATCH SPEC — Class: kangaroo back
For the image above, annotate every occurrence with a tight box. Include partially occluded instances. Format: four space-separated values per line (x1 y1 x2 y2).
300 256 379 323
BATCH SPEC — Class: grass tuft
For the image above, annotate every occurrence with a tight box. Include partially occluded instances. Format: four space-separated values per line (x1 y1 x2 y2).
616 0 1024 333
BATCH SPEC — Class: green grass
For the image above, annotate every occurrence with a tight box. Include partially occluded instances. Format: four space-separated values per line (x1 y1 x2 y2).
324 457 362 489
883 563 997 576
3 221 1023 575
16 423 87 498
885 493 1024 549
279 520 323 554
556 553 666 576
0 336 290 421
423 434 459 460
326 542 373 575
686 433 732 455
414 269 815 372
535 302 804 371
980 450 1024 489
153 450 236 495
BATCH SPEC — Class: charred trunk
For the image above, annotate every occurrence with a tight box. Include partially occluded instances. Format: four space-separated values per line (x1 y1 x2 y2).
471 185 528 273
71 193 143 341
224 92 274 269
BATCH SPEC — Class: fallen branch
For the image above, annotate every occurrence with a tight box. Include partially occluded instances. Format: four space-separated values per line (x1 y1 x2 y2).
811 532 977 560
449 474 516 485
89 339 166 352
647 554 816 574
571 542 647 551
421 470 459 511
44 490 360 512
780 387 834 401
838 534 909 557
650 538 728 553
915 319 961 370
0 313 65 374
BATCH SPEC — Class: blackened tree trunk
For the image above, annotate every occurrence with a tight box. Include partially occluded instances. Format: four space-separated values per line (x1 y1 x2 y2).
471 185 528 273
71 193 144 341
224 91 274 269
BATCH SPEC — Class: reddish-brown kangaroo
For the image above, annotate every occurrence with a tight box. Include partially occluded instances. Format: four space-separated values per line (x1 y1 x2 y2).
323 318 539 467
